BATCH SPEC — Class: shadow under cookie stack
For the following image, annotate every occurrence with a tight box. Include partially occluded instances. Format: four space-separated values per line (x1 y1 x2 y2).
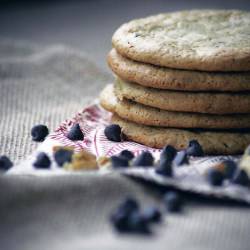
100 10 250 155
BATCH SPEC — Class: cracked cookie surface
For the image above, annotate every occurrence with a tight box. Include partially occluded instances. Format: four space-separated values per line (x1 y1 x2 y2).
112 10 250 71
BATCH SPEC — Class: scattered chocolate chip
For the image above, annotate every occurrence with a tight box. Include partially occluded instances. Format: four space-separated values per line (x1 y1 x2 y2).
54 148 73 167
186 140 204 157
67 123 84 141
164 191 182 212
0 155 13 171
33 152 51 169
155 158 173 177
127 211 151 234
173 150 189 166
31 124 49 142
104 124 122 142
119 197 140 214
132 151 154 167
160 145 177 163
142 207 162 224
111 155 129 168
232 169 249 187
110 209 130 232
207 168 224 186
110 197 139 232
110 197 151 234
222 160 237 179
119 150 134 160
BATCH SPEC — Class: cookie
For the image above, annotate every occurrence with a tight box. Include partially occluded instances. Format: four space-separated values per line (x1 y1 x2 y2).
112 10 250 72
111 114 250 155
115 79 250 114
100 84 250 129
108 49 250 92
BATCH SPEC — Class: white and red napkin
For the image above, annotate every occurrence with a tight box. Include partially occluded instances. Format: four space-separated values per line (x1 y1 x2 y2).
10 102 250 204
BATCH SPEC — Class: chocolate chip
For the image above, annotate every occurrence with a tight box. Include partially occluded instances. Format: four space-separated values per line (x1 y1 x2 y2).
104 124 122 142
119 150 134 161
164 191 182 212
33 152 51 169
232 169 249 187
186 140 204 157
111 155 129 168
67 123 84 141
0 156 13 171
31 124 49 142
207 168 224 186
160 145 177 163
132 151 154 167
54 148 73 167
174 150 189 166
155 158 173 177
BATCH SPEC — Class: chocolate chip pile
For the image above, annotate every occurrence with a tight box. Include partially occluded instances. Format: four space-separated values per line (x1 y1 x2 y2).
110 192 182 235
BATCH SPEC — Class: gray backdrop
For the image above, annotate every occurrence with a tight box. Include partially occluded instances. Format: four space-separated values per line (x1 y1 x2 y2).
1 0 250 72
0 1 250 250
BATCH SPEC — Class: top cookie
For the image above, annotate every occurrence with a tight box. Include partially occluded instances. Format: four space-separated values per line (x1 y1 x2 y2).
112 10 250 72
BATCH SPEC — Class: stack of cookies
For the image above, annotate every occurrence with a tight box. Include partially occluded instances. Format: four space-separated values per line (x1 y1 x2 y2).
100 10 250 155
